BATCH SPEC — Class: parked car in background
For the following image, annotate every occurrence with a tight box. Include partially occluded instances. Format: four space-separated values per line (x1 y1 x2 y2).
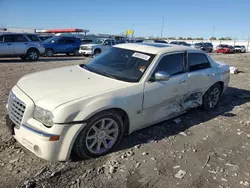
0 33 45 61
43 36 81 57
79 38 115 57
194 42 213 52
38 35 53 41
80 39 93 45
6 43 230 161
115 40 126 44
143 39 168 44
216 44 234 54
234 45 246 53
170 41 189 46
133 39 144 43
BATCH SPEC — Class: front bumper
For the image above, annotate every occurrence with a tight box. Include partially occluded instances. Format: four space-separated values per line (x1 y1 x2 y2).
79 49 93 55
6 86 86 161
6 116 86 161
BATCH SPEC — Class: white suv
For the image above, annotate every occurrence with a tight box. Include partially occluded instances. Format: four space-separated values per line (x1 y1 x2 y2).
79 38 115 57
0 33 45 61
6 43 229 161
234 45 246 53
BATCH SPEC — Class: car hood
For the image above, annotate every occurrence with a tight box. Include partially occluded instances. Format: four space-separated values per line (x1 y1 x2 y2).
80 44 100 47
17 65 130 110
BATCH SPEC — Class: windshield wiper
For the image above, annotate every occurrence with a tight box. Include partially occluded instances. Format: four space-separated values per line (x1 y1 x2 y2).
95 70 118 79
80 64 117 80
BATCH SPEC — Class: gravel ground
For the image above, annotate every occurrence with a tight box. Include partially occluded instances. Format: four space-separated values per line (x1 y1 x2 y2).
0 54 250 188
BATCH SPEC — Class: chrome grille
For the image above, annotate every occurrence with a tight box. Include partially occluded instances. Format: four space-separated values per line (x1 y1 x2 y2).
80 46 89 50
8 92 26 127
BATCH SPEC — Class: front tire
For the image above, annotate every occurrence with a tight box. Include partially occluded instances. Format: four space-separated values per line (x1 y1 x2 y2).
74 111 124 159
93 49 101 58
45 49 54 57
203 83 222 110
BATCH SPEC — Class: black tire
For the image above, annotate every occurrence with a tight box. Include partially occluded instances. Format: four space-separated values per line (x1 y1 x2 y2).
19 55 27 61
93 49 101 57
45 49 54 57
26 49 39 61
202 83 222 110
74 110 124 159
73 49 80 56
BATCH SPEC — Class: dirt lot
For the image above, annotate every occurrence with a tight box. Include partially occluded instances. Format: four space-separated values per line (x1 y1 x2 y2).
0 53 250 188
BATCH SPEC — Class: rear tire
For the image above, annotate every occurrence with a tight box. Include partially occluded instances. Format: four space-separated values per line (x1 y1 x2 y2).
202 83 222 110
73 111 124 159
45 49 54 57
73 49 80 56
26 49 39 61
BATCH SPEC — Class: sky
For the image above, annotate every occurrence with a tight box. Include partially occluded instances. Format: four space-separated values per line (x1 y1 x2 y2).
0 0 250 39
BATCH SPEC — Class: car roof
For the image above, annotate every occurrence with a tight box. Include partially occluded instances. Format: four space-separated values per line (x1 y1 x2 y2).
115 43 201 54
0 33 38 35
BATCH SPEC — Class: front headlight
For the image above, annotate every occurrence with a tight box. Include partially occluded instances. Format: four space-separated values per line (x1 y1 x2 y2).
87 46 93 50
34 106 54 127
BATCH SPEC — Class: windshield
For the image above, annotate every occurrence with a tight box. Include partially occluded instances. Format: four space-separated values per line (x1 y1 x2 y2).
43 37 59 43
80 47 156 82
92 39 105 44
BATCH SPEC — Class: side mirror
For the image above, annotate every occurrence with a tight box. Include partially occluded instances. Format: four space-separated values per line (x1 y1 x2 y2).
153 71 170 81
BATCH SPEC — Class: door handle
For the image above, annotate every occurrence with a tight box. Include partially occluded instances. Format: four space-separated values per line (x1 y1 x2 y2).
179 80 186 84
7 44 12 45
24 43 28 45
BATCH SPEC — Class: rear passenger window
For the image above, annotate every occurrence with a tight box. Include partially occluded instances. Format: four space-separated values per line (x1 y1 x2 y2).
26 35 39 41
13 35 28 42
3 35 13 42
155 53 184 76
188 53 211 71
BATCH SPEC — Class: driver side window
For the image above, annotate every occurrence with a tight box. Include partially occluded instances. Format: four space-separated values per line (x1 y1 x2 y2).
155 53 185 76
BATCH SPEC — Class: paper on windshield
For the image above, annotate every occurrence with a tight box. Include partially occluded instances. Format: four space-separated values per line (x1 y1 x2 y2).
132 52 151 61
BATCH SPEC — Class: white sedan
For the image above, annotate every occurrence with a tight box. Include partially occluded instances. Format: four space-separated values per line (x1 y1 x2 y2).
6 43 230 161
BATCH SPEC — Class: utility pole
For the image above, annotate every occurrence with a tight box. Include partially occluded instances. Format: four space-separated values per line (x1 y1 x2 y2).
160 16 164 39
212 25 215 38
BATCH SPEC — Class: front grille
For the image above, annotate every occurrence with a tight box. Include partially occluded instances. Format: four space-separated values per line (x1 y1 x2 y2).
81 46 89 50
8 92 26 127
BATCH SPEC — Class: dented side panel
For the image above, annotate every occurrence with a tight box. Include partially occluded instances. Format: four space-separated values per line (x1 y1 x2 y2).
141 73 188 128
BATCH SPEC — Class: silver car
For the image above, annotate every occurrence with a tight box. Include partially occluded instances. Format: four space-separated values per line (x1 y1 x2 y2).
0 33 45 61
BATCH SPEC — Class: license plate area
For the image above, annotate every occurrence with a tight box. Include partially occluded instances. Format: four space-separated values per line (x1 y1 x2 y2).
6 115 15 135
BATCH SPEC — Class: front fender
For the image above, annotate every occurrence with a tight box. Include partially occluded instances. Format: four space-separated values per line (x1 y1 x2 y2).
53 96 130 123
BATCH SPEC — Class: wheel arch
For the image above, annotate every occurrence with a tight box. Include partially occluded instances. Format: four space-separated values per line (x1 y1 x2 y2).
66 107 130 160
26 47 39 54
94 48 101 53
83 107 130 135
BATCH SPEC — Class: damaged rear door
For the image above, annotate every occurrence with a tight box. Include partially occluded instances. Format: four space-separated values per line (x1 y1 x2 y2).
184 52 218 108
142 52 188 126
